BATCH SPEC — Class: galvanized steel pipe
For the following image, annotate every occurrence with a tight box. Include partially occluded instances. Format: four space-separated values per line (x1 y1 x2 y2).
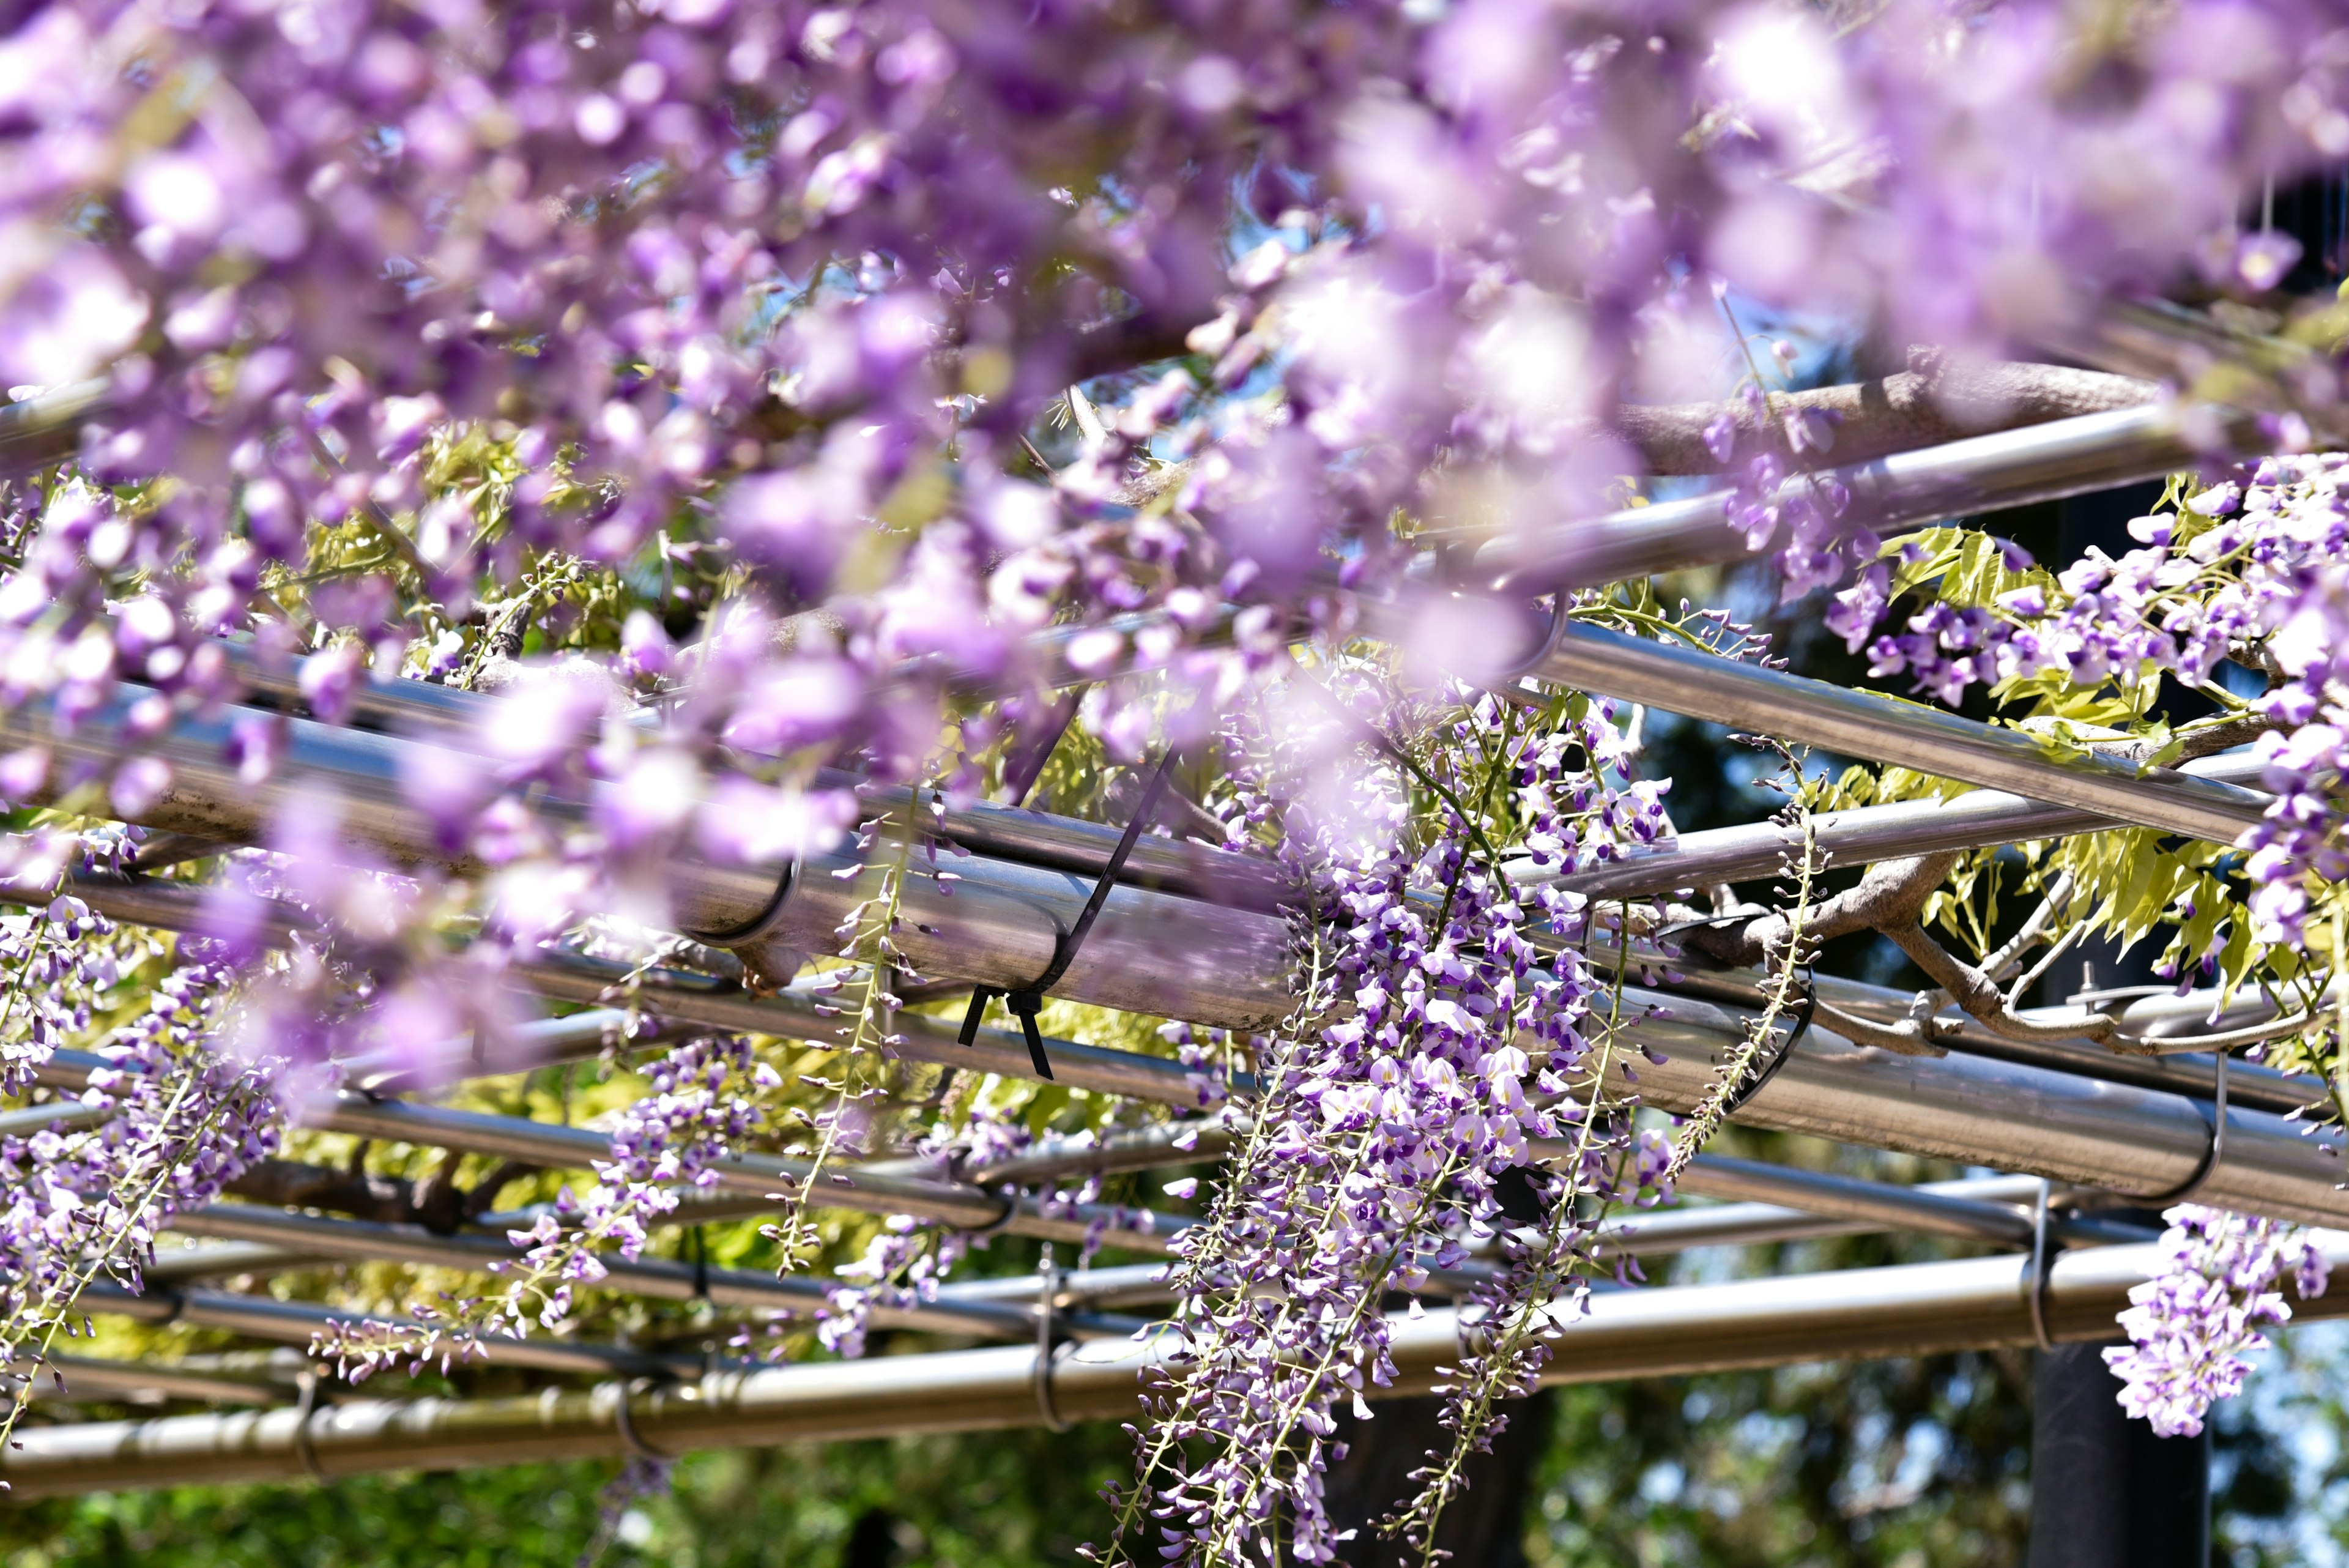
11 1235 2343 1498
1611 990 2348 1228
1523 623 2271 845
1551 750 2271 901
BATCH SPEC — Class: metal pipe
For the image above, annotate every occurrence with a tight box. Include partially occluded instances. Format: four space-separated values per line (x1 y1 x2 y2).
1608 989 2348 1228
1676 1155 2151 1249
4 683 785 938
1523 623 2271 845
516 949 1248 1105
20 685 1298 1033
5 1353 288 1408
164 1205 1139 1343
42 872 1243 1105
839 773 1290 912
13 1235 2342 1498
80 1281 704 1381
1467 401 2258 595
61 856 2318 1139
727 841 1293 1033
295 1092 1181 1255
332 1009 647 1094
960 1115 1241 1187
29 1048 1182 1254
144 1242 323 1285
1548 751 2271 901
1637 949 2319 1118
0 380 109 477
0 1098 108 1139
34 974 2342 1254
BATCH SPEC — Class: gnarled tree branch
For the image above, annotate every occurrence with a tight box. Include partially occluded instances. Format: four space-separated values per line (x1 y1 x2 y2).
1617 357 2159 475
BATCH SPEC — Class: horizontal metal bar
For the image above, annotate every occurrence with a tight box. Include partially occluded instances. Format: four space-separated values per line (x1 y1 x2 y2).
0 1098 108 1139
1524 623 2271 845
1549 750 2271 900
1675 1155 2150 1249
1611 988 2347 1228
516 949 1247 1106
1775 970 2318 1118
39 875 1242 1106
29 1047 1181 1255
26 682 1297 1031
0 380 108 478
164 1205 1145 1343
333 1009 646 1094
4 683 786 938
5 1353 289 1408
35 960 2339 1245
1468 401 2257 595
81 1281 702 1381
960 1115 1240 1187
839 773 1290 913
143 1242 324 1286
13 1235 2340 1496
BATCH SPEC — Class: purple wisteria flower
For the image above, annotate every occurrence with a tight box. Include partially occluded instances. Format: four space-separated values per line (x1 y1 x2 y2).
2105 1204 2330 1438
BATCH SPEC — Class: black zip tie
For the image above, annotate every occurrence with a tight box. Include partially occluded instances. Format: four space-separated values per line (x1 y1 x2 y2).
610 1378 672 1463
1005 689 1088 809
959 751 1176 1080
2142 1049 2231 1206
1719 967 1816 1119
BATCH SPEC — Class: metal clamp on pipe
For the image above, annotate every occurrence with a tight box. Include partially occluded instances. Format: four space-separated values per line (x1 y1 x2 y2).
1033 1244 1072 1433
609 1380 675 1465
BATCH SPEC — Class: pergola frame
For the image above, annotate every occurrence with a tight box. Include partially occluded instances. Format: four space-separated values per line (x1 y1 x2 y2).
1 395 2334 1500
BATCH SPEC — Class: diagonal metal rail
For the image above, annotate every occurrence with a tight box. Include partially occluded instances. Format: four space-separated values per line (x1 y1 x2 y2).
1523 622 2271 844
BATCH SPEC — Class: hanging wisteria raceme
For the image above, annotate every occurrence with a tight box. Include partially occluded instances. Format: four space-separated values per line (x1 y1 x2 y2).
1092 682 1669 1566
0 951 265 1461
318 1030 777 1380
2104 1203 2331 1438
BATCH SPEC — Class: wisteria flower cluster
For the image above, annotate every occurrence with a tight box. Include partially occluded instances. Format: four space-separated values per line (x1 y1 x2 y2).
0 956 263 1447
2105 1203 2331 1438
319 1031 776 1379
1836 454 2349 946
1097 682 1666 1566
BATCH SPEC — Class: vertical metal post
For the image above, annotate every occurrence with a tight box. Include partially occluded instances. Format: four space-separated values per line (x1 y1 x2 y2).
2026 1343 2210 1568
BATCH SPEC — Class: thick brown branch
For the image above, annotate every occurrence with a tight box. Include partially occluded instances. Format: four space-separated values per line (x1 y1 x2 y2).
1619 358 2159 476
225 1157 537 1233
1684 852 1956 970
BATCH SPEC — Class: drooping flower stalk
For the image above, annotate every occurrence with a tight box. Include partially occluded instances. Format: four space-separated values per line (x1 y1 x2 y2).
1095 681 1663 1566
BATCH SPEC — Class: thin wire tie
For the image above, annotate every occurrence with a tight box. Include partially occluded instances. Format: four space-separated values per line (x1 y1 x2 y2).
291 1366 330 1484
2141 1049 2231 1207
1033 1243 1071 1433
609 1378 672 1463
960 751 1176 1080
2025 1179 2056 1353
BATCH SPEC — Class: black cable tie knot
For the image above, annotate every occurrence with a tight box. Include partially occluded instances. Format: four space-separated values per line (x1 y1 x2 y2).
957 751 1177 1082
